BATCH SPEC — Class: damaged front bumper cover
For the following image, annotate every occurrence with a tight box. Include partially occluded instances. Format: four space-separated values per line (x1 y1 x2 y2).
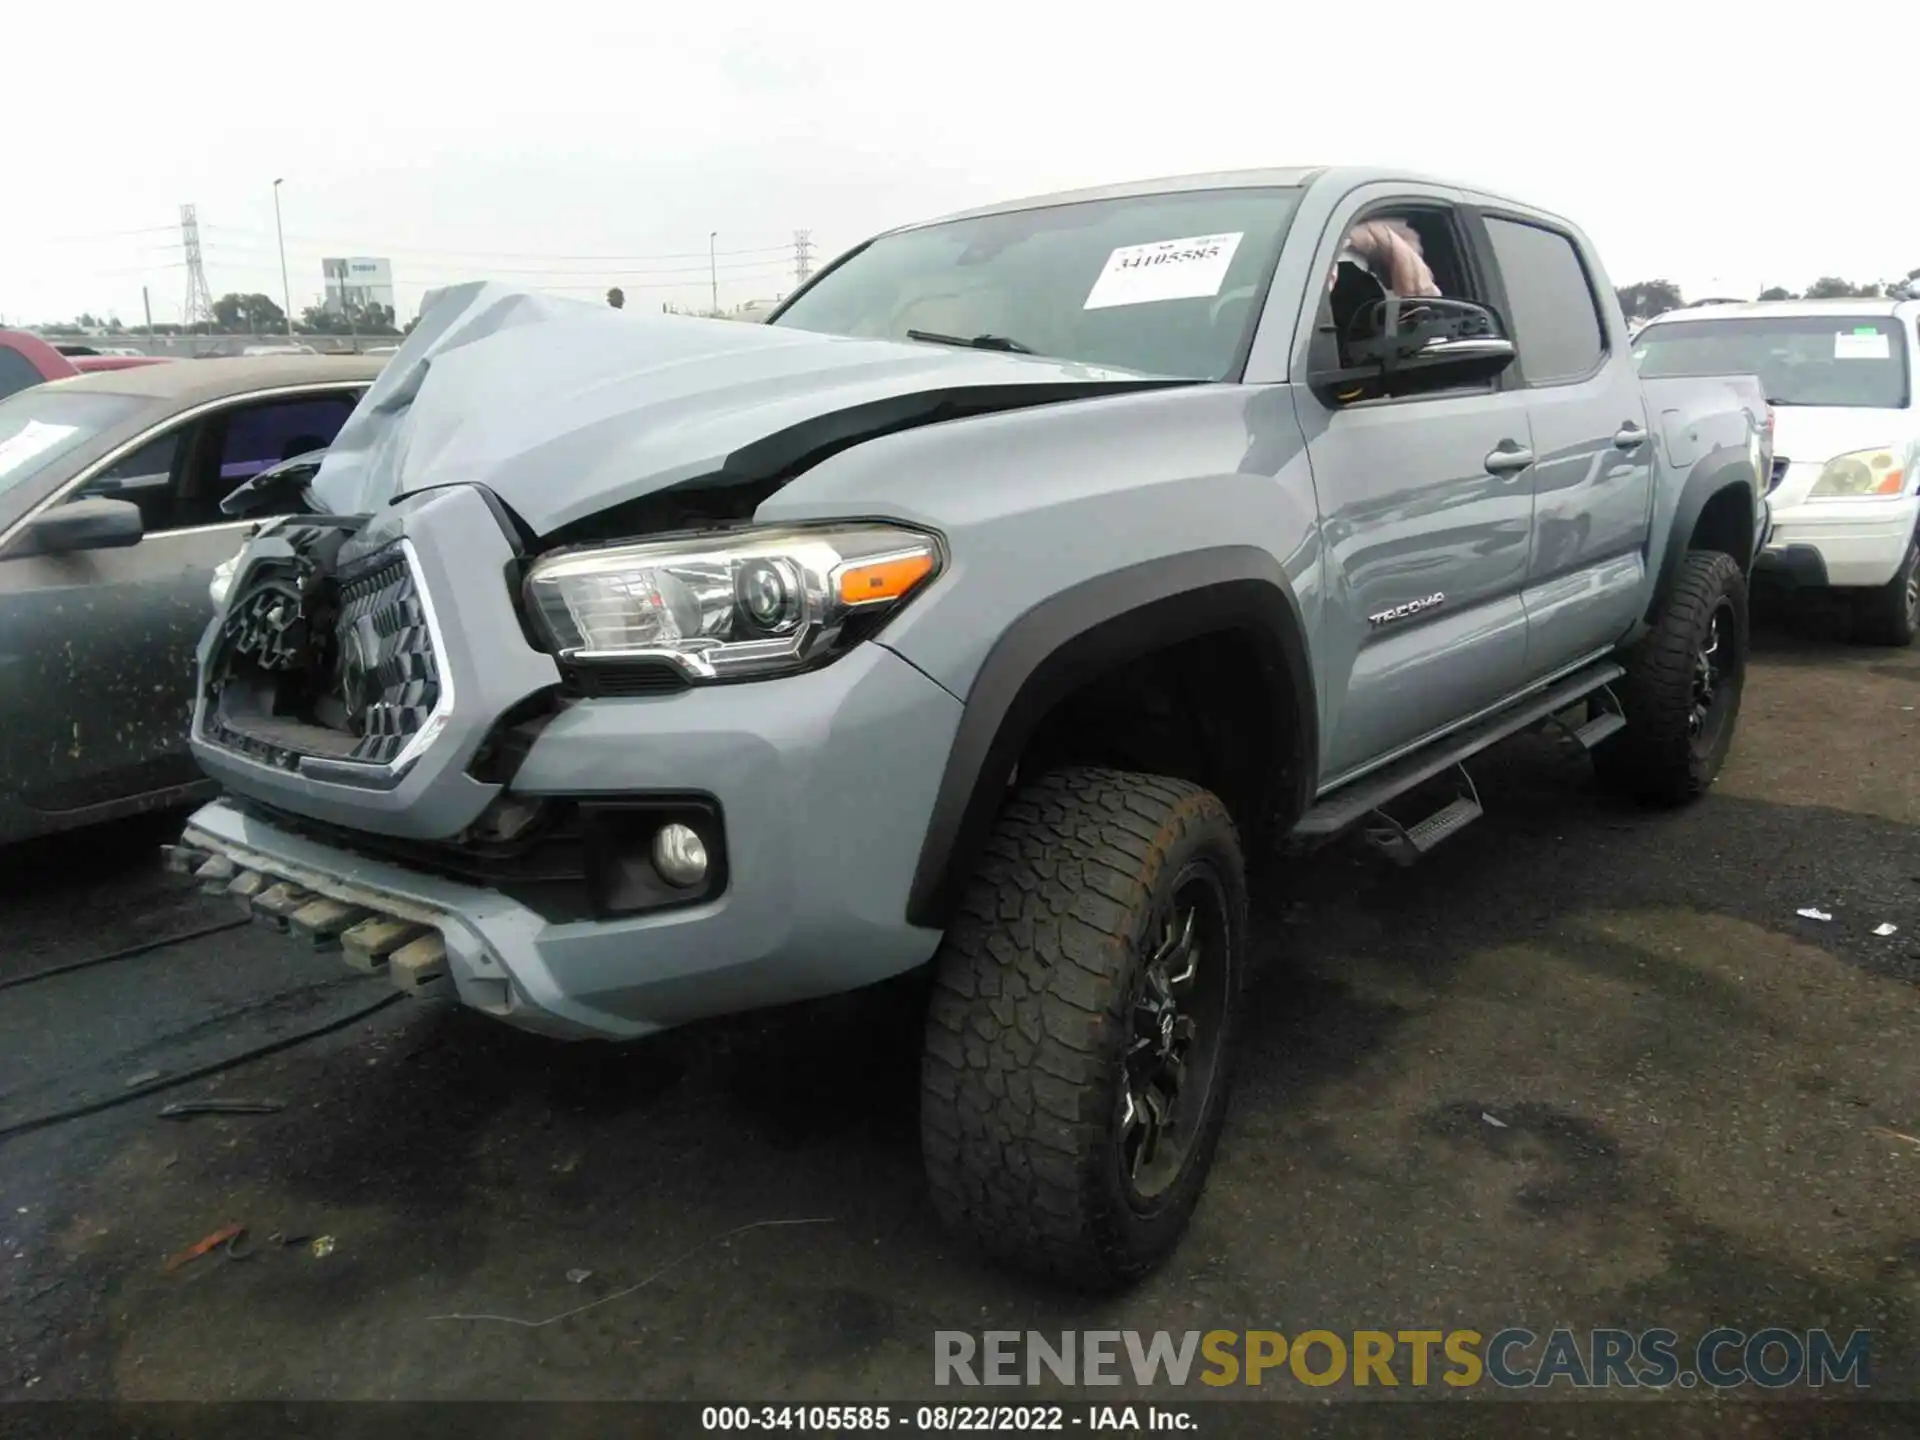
164 831 455 997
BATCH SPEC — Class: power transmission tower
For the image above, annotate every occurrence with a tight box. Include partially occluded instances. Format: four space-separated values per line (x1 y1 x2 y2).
792 229 816 287
180 203 215 331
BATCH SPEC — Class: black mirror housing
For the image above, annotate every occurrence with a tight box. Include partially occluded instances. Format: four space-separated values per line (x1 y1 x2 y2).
1309 297 1518 405
13 497 145 557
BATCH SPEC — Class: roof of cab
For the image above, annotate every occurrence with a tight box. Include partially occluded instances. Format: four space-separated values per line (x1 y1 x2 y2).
44 354 387 405
895 164 1561 235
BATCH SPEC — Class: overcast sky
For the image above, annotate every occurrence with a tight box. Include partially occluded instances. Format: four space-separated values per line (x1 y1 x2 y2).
4 1 1908 327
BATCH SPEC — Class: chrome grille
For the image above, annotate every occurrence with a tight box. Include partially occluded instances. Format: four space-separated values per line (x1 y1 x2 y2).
333 551 444 766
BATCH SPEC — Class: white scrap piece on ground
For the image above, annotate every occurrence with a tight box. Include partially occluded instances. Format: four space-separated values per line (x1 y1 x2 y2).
1874 923 1899 937
1797 908 1833 922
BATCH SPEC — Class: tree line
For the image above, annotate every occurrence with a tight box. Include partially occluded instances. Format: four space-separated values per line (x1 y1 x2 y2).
30 292 409 339
1617 269 1920 323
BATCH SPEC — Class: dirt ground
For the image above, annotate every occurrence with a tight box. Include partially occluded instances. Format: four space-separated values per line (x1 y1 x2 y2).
2 609 1917 1434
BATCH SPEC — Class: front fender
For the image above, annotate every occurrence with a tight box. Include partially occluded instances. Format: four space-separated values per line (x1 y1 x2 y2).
899 548 1317 930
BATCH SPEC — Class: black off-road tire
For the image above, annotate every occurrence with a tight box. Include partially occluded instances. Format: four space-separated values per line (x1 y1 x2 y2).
1850 534 1919 648
1594 549 1748 806
919 767 1247 1292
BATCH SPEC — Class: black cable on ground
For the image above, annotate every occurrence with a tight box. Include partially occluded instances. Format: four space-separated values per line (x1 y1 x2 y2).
0 990 405 1144
0 916 251 994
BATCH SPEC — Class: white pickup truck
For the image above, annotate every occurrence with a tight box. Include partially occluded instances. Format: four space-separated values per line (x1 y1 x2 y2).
1634 298 1920 645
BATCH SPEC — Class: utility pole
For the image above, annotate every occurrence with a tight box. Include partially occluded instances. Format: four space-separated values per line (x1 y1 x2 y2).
272 179 294 335
142 286 154 337
793 229 816 288
709 231 719 316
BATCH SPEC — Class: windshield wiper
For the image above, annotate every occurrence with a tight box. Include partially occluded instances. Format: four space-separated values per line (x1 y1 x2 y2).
905 328 1036 355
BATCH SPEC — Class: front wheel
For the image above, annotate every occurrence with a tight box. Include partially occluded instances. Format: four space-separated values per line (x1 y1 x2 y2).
1594 550 1749 806
1851 534 1919 648
919 767 1247 1292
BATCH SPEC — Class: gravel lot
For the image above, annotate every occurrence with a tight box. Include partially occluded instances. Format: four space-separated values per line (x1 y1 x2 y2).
2 611 1917 1433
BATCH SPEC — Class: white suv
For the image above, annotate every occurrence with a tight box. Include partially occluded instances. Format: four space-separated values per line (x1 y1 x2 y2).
1634 298 1920 645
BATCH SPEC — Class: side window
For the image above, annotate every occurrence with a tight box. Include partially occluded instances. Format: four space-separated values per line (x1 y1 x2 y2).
0 347 44 402
76 430 185 532
1313 204 1487 391
1483 218 1606 384
173 393 358 528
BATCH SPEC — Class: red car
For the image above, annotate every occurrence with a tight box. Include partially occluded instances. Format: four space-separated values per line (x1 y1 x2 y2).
0 330 171 401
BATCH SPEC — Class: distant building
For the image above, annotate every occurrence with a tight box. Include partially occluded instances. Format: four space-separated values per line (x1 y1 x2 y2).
323 257 396 317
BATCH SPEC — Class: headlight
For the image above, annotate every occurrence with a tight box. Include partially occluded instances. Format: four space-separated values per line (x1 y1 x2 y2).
209 548 245 608
524 523 943 681
1808 447 1906 498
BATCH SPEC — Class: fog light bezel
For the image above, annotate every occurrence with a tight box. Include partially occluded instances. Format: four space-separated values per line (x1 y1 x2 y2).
580 796 728 919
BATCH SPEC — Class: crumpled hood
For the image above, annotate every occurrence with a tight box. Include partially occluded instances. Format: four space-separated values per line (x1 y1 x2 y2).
314 281 1173 537
1769 405 1914 470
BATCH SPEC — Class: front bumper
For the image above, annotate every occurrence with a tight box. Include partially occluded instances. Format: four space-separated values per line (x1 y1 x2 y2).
180 485 966 1041
1757 495 1919 589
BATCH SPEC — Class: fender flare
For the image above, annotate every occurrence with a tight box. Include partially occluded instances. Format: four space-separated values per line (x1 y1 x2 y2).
1645 451 1759 624
903 546 1318 930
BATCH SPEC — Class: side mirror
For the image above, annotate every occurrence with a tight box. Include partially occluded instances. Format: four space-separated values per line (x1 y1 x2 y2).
1310 297 1518 405
11 497 145 557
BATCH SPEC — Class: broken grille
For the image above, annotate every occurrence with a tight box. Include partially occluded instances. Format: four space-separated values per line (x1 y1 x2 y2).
333 552 444 766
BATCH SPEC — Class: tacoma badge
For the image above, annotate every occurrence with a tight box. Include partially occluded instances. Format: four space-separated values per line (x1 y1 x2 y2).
1368 592 1446 628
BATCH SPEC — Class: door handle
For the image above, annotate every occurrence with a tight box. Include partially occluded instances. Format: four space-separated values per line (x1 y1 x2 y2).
1484 442 1534 476
1613 422 1647 450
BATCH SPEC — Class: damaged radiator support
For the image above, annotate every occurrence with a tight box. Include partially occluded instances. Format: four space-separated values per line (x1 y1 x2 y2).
162 839 450 995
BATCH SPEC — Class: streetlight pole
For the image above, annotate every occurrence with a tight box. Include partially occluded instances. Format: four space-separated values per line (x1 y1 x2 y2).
709 231 718 316
272 179 294 336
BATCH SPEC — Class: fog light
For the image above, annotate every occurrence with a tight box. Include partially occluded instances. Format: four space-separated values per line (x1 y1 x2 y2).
651 823 709 887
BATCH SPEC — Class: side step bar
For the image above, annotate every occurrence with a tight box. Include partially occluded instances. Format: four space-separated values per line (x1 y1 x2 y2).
1294 659 1626 842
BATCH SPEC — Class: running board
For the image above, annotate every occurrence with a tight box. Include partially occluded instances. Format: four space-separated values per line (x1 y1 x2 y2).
1294 660 1626 840
1363 764 1483 866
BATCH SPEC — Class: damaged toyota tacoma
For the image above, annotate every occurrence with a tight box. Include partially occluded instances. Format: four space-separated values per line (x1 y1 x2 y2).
167 167 1771 1290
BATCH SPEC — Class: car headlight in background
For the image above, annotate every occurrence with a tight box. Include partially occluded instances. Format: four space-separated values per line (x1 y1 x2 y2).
1808 447 1907 498
524 523 943 681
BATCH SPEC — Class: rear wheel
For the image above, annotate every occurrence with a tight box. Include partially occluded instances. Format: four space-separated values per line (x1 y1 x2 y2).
1850 535 1919 648
1594 550 1748 805
919 767 1246 1291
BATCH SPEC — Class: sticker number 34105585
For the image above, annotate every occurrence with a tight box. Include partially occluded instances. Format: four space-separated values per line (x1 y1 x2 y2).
1083 232 1244 310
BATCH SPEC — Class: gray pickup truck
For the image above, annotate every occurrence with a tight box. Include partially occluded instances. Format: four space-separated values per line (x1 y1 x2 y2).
166 166 1771 1291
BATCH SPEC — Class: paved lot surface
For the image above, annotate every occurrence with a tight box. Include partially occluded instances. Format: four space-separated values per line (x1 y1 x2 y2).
2 612 1917 1433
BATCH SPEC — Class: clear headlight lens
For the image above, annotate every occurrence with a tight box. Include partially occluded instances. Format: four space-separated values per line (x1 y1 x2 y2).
524 523 943 681
209 548 245 608
1809 447 1906 498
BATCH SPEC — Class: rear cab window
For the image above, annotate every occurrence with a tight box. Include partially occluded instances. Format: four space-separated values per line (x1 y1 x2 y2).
1632 314 1911 410
1482 217 1608 384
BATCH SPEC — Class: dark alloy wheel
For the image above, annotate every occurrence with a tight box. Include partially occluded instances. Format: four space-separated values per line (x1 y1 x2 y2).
1687 598 1738 754
1119 870 1231 1204
1594 549 1749 805
920 767 1247 1292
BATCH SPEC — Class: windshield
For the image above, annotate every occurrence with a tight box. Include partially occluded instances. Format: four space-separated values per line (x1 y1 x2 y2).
1632 315 1911 409
0 388 147 506
771 187 1304 381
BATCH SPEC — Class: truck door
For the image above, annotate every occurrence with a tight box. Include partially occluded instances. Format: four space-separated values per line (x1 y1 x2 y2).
1474 213 1655 672
1286 191 1539 786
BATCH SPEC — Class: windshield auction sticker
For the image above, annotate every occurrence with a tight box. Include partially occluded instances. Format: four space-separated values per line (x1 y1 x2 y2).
1834 328 1890 360
0 420 79 480
1083 233 1243 309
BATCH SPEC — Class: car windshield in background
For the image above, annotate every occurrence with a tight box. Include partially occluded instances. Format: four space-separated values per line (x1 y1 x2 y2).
771 187 1304 381
0 388 147 506
1632 315 1910 409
